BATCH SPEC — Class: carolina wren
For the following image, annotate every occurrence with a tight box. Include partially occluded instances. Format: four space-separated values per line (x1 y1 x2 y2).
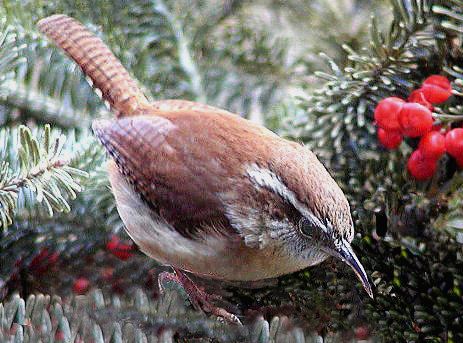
38 14 373 324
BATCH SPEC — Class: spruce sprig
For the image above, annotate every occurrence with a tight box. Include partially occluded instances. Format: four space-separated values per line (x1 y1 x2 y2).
0 125 88 231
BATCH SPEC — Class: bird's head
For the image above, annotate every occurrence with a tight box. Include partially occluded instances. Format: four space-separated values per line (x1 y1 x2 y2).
245 149 373 298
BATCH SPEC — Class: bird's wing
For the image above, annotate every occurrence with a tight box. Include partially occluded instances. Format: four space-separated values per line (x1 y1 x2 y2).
92 114 242 241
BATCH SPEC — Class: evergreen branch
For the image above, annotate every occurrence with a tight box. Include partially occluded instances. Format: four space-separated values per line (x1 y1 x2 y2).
192 0 245 40
0 125 88 231
152 1 205 102
49 0 208 103
432 172 463 238
433 2 463 34
290 0 449 197
83 0 296 117
0 79 92 129
0 15 105 128
69 135 123 231
0 134 115 283
0 19 24 86
0 17 27 130
0 162 15 230
0 1 298 123
0 290 315 343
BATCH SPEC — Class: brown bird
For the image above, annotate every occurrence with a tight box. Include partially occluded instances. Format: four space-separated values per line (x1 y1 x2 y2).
37 14 372 325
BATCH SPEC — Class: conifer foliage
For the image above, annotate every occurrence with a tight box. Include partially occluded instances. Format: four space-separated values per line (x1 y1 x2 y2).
1 0 463 342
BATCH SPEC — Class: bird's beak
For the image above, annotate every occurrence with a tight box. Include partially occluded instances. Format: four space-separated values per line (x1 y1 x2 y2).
333 239 373 298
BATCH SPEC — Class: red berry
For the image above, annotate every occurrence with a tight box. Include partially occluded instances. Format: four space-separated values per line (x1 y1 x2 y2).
424 75 452 91
407 149 437 180
354 326 370 340
55 330 64 341
378 128 402 149
106 235 134 260
408 89 434 111
421 75 452 103
418 131 446 160
73 277 89 294
374 97 405 130
30 248 59 275
106 235 120 251
397 103 433 137
30 248 50 272
111 243 134 260
445 128 463 158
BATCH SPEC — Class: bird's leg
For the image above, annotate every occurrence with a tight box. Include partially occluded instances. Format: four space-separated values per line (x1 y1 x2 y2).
158 267 242 325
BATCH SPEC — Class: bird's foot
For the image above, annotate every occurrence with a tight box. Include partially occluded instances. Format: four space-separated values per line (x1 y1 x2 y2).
158 267 242 325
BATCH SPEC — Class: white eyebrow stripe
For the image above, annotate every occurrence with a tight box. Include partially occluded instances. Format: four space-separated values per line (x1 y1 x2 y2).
246 163 328 233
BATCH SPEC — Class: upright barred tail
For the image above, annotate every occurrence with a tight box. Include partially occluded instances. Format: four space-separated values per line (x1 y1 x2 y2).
37 14 151 117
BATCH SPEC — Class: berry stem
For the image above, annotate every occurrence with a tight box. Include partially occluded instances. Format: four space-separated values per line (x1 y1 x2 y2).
451 89 463 96
432 113 463 121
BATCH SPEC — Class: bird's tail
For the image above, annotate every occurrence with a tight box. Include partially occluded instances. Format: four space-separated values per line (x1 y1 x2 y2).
37 14 151 117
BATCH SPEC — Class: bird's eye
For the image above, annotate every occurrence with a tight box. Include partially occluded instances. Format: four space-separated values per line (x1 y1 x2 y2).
299 218 323 240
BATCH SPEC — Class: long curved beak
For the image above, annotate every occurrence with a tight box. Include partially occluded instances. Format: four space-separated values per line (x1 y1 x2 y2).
334 239 373 298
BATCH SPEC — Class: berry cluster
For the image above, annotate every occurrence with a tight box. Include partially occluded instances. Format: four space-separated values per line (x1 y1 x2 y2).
71 236 135 295
374 75 456 180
